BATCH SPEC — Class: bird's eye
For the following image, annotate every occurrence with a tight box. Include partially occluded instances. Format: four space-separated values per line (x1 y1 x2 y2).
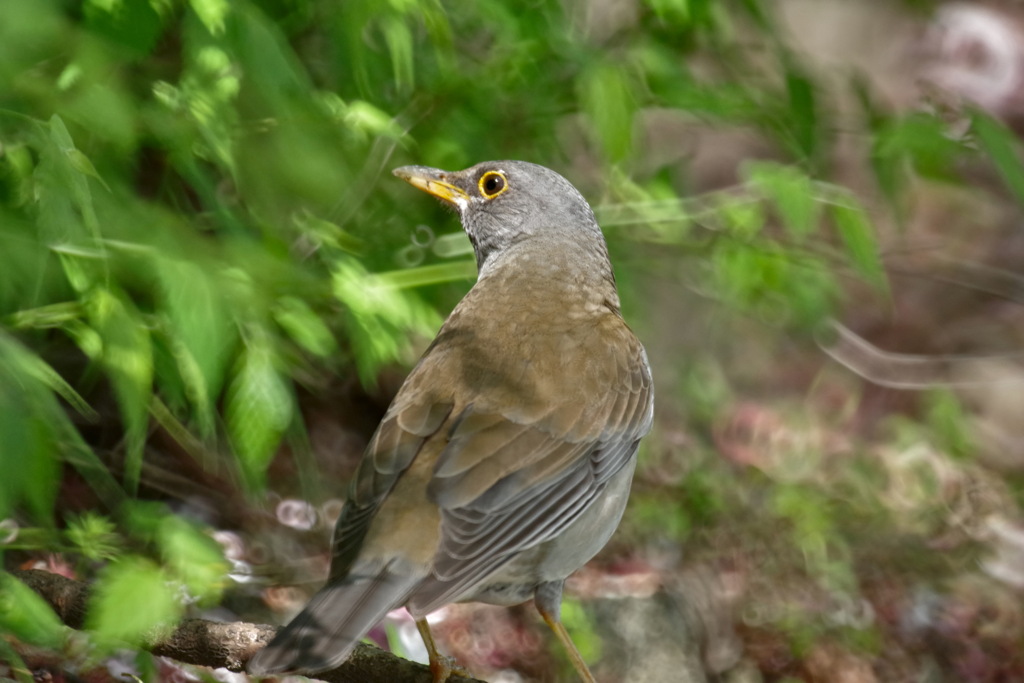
479 171 508 199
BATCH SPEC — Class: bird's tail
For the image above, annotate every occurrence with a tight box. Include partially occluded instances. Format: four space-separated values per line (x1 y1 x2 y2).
247 568 422 676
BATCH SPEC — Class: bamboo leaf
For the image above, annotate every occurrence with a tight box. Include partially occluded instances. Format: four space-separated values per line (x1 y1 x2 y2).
86 558 180 647
86 289 153 494
832 201 888 293
0 572 66 649
579 62 636 163
745 161 819 240
973 111 1024 207
188 0 229 35
273 296 337 358
156 516 228 602
225 330 293 489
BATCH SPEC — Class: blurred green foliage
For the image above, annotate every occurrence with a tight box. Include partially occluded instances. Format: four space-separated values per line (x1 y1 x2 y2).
0 572 67 651
0 0 1018 672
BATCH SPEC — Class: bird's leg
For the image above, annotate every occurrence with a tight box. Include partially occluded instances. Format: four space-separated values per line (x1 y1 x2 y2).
415 617 464 683
535 581 598 683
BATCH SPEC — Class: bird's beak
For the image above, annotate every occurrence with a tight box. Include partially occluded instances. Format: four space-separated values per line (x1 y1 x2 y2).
393 166 470 210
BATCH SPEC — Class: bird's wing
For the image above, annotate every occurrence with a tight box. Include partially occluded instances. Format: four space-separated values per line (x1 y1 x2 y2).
250 388 455 676
328 395 453 581
409 316 653 612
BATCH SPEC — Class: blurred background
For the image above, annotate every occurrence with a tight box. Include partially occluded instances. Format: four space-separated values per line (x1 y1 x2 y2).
2 0 1024 681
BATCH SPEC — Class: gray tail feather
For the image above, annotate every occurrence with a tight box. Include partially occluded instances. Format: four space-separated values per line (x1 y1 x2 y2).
247 569 423 676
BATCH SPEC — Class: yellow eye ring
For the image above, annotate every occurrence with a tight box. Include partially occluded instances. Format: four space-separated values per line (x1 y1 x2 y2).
478 171 509 199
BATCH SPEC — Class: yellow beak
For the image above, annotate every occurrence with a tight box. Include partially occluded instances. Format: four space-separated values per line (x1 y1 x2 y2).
393 166 470 209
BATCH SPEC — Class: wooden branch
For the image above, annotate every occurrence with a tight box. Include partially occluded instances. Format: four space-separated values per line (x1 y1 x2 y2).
10 570 485 683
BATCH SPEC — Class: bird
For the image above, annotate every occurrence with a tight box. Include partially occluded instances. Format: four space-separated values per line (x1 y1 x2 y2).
247 160 654 683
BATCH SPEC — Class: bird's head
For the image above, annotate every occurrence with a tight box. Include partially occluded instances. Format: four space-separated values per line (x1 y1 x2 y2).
393 161 606 274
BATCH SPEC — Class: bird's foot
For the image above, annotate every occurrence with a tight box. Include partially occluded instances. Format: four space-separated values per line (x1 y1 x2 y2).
416 617 472 683
427 652 472 683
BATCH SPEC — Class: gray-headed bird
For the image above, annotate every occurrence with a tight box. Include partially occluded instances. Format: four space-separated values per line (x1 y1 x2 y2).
248 161 654 683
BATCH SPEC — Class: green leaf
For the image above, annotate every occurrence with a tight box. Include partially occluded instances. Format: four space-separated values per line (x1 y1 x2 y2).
292 211 365 254
972 111 1024 207
873 112 963 183
63 320 103 360
156 516 228 602
86 289 153 494
64 148 110 193
745 161 819 239
86 558 180 647
0 326 94 417
925 389 973 460
832 201 887 293
189 0 229 35
273 297 337 358
0 639 32 683
47 116 102 236
65 512 122 563
47 112 77 151
579 61 637 162
8 301 83 330
711 241 837 329
645 0 694 26
0 335 62 521
381 17 414 93
331 257 442 385
783 64 820 164
341 100 405 141
84 0 165 57
55 250 98 294
225 330 294 489
0 572 66 649
157 257 235 434
716 195 764 240
373 261 477 289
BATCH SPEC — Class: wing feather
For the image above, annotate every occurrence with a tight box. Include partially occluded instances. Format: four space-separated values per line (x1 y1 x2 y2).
408 321 653 612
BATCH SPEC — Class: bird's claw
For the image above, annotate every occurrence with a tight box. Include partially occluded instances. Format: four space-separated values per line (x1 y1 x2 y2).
428 652 471 683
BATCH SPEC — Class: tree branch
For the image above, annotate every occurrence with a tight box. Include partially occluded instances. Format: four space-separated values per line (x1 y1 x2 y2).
10 570 485 683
